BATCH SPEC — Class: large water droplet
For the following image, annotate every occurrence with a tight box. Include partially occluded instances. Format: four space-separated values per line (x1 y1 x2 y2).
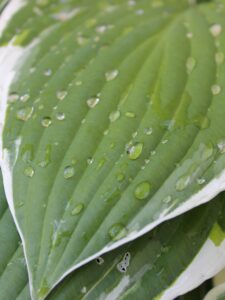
24 166 35 178
71 203 84 215
126 142 143 160
64 165 75 179
105 69 119 81
109 110 120 122
134 181 151 200
108 223 127 240
87 97 100 108
16 107 33 121
41 117 52 128
56 112 65 121
210 24 222 37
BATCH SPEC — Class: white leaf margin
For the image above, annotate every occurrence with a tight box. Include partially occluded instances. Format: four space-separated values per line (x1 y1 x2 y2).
1 2 225 299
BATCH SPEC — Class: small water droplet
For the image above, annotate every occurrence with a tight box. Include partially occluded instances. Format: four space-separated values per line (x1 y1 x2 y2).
108 223 127 240
144 127 153 135
215 52 224 65
186 57 196 74
81 286 87 294
41 117 52 128
163 195 172 204
56 90 67 100
134 181 151 200
20 93 30 102
211 84 221 95
136 9 144 15
126 142 143 160
96 257 104 265
44 69 52 76
109 110 120 122
38 144 52 168
186 32 193 39
176 175 191 191
75 80 82 86
210 24 222 37
64 165 75 179
96 25 107 34
56 112 65 121
8 93 19 102
128 0 136 6
197 178 206 185
24 166 35 178
87 97 100 108
71 203 84 215
217 139 225 153
16 107 33 121
105 69 119 81
87 157 94 165
125 111 136 118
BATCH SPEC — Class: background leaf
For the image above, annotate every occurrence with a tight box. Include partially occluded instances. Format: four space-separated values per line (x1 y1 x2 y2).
1 0 225 298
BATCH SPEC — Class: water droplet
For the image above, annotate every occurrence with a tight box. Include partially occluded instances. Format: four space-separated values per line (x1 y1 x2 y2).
44 69 52 76
125 111 136 118
128 0 136 6
109 110 120 122
24 166 35 178
96 257 104 265
21 144 34 162
8 93 19 102
200 143 214 161
186 32 193 39
96 25 107 34
56 90 67 100
144 127 153 135
197 178 206 185
81 286 87 294
56 112 65 121
186 57 196 74
38 144 52 168
163 195 172 204
215 52 224 65
211 84 221 95
176 175 191 191
217 139 225 153
71 203 84 215
136 9 144 15
64 165 75 179
87 97 100 108
87 157 94 165
210 24 222 37
105 69 119 81
126 142 143 160
20 93 30 102
41 117 52 128
16 107 33 121
75 80 82 86
134 181 151 200
108 223 127 241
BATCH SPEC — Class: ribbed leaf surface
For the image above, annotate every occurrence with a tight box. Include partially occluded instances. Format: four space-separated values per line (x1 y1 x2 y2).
1 0 225 298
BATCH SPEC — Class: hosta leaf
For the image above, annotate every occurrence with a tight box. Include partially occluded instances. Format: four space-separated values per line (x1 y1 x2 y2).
1 0 225 298
0 164 225 300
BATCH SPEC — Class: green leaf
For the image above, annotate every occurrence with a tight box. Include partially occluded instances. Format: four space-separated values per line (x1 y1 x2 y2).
1 0 225 298
0 163 225 300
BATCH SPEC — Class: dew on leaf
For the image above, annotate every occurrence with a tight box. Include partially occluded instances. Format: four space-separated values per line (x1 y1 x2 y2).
16 107 33 121
176 175 191 191
87 97 100 108
105 69 119 81
96 257 104 265
64 165 75 179
20 93 30 102
56 90 68 100
215 52 225 65
41 117 52 128
163 195 172 204
108 223 127 240
210 24 222 37
144 127 153 135
186 57 196 74
71 203 84 216
134 181 151 200
125 111 136 118
24 166 35 178
56 112 65 121
8 93 19 102
197 178 206 185
109 110 120 122
211 84 221 95
217 139 225 153
126 142 143 160
44 69 52 76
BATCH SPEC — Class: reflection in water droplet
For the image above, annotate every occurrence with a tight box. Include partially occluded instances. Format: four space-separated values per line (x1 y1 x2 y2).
16 107 33 121
71 203 84 215
109 110 120 122
87 97 100 108
41 117 52 128
108 223 127 240
56 90 68 100
56 112 65 121
24 166 35 178
211 84 221 95
215 52 225 65
64 166 75 179
134 181 151 200
105 69 119 81
210 24 222 37
186 57 196 74
126 142 143 160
